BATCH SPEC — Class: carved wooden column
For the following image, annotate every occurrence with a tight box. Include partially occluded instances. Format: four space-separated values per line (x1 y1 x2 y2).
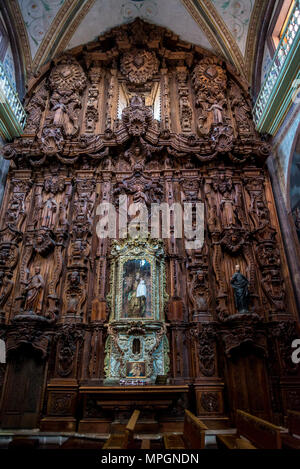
106 68 118 131
40 323 84 432
161 65 171 132
176 66 193 135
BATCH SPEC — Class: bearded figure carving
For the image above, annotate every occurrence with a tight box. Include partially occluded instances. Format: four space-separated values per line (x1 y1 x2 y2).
220 228 246 254
256 243 281 268
230 82 254 139
41 194 58 230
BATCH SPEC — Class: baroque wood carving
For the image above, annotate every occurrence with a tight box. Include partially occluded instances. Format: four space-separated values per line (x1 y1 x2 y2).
0 19 298 430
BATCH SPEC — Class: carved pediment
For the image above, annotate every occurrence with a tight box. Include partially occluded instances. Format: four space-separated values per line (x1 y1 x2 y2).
2 19 270 170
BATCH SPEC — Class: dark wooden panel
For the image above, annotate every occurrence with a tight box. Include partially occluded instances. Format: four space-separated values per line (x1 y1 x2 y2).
1 348 45 428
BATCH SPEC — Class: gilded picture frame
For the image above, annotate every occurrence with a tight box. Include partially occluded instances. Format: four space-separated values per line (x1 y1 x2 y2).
107 235 168 321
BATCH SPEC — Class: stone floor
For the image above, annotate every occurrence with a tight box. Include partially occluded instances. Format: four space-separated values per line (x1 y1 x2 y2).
0 427 239 449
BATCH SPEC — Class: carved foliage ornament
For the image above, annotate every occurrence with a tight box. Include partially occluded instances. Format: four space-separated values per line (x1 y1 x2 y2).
120 49 159 84
195 324 216 377
121 95 154 136
200 392 220 413
271 321 300 374
55 324 84 377
6 321 52 359
192 58 227 101
221 316 266 357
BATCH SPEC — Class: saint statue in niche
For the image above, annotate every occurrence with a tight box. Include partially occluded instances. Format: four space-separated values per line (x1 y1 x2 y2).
122 259 151 318
22 266 45 314
230 264 249 314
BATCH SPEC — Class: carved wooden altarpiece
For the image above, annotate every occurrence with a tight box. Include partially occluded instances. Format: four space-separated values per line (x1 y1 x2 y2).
0 19 299 432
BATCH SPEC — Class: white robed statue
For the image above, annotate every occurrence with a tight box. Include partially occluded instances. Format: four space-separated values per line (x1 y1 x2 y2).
136 279 146 298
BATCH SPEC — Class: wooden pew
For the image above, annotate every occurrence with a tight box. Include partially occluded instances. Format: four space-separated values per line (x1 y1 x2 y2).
282 410 300 449
61 437 105 449
164 409 208 449
217 410 282 449
102 409 140 449
140 439 151 449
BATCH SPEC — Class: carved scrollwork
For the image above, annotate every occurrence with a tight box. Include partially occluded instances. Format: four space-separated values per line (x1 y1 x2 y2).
220 227 247 254
200 392 220 412
120 95 155 137
55 324 84 377
191 324 217 377
6 316 53 358
220 314 266 356
0 19 296 426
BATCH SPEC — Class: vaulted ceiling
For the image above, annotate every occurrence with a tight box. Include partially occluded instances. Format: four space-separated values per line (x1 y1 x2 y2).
7 0 269 82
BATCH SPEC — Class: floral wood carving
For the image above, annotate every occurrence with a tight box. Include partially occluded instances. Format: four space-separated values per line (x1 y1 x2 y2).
6 316 52 359
120 95 155 137
55 324 84 377
120 49 159 85
200 392 220 412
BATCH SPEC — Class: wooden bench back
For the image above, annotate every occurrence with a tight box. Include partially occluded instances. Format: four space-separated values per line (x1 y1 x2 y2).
287 410 300 436
126 409 140 433
103 409 140 449
236 410 282 449
183 409 208 450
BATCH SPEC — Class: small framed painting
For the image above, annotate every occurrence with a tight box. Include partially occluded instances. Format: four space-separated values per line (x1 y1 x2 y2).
126 361 146 378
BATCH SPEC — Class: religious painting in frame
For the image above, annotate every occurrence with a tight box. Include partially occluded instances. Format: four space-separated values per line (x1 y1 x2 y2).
122 258 152 319
107 235 168 321
126 361 146 378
